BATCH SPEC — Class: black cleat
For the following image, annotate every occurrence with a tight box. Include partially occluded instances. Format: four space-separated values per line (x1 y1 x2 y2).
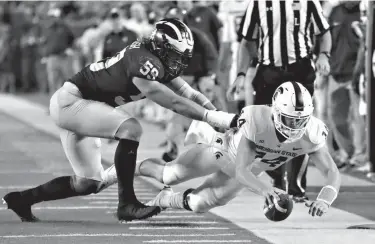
117 202 162 222
3 192 40 222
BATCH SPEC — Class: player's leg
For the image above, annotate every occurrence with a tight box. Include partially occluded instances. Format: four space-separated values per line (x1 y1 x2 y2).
136 143 223 185
51 82 160 220
2 129 117 222
147 171 244 213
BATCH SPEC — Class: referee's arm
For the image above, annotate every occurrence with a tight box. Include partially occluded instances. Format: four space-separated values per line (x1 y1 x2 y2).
310 0 332 55
237 0 259 75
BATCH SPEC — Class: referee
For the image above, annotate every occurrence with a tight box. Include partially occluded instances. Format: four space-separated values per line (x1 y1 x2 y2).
233 0 332 202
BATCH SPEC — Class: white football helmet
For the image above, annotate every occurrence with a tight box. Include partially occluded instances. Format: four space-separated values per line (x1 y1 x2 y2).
272 81 314 143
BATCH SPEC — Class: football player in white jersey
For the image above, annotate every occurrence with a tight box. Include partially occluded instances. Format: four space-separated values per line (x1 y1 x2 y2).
136 81 341 217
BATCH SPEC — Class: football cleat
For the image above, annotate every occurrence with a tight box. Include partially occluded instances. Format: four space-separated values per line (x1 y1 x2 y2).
146 186 174 209
3 192 40 222
117 201 162 222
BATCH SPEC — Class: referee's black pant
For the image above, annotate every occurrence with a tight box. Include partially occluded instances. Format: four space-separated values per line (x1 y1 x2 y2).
252 57 316 197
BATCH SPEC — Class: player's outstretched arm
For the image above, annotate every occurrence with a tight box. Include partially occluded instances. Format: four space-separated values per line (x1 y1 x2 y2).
133 77 238 129
305 145 341 217
235 136 280 207
166 76 216 110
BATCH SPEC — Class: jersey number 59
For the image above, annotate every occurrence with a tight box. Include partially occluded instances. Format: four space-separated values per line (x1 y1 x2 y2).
140 60 159 80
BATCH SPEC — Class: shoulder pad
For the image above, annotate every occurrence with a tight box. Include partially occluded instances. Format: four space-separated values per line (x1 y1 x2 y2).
128 44 166 81
306 117 329 145
238 105 270 141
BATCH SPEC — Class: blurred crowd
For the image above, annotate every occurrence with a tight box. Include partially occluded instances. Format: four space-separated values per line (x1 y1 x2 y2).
316 0 371 177
0 0 373 178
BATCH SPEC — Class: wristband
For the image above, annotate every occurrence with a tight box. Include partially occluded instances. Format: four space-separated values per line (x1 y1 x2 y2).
203 110 236 129
237 72 246 78
316 185 338 206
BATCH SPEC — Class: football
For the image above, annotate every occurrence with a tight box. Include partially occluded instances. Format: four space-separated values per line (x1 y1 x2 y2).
263 193 293 222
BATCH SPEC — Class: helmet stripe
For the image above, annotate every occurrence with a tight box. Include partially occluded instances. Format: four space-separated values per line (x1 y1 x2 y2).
163 22 183 41
291 82 304 111
184 22 194 43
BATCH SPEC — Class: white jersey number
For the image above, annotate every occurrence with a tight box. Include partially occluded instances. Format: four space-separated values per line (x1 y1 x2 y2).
89 48 127 72
140 60 159 80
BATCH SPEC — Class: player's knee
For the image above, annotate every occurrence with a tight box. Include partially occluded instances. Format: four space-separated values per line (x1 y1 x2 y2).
71 176 101 195
115 118 143 141
162 165 181 185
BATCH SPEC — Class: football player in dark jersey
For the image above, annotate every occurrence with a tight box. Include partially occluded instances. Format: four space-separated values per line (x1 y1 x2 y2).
2 19 238 222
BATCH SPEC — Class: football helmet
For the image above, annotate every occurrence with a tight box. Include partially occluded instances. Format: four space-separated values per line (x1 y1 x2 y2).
149 18 194 77
272 81 314 143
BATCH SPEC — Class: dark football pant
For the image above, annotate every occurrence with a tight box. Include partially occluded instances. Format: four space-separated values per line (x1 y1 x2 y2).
252 57 316 196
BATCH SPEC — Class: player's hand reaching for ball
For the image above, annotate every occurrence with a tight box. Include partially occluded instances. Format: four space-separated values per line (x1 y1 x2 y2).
305 200 329 217
263 190 281 209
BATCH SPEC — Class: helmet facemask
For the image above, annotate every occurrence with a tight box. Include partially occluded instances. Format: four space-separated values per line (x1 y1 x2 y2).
272 106 311 143
157 39 192 76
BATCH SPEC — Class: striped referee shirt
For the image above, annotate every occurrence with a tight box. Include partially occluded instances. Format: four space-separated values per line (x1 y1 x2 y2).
241 0 330 67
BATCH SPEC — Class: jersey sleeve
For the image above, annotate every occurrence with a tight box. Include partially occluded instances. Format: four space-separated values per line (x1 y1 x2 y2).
306 117 329 152
127 45 166 82
309 0 330 35
241 0 260 41
238 106 257 141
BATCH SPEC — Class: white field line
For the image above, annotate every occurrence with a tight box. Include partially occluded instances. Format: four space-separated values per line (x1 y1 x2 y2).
0 233 236 238
0 186 38 189
0 206 117 211
84 196 152 200
97 192 156 196
122 220 218 225
0 170 49 174
144 241 251 243
129 226 229 230
151 215 205 219
106 210 187 214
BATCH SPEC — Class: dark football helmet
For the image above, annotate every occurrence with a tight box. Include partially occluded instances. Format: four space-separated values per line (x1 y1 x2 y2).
149 18 194 77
